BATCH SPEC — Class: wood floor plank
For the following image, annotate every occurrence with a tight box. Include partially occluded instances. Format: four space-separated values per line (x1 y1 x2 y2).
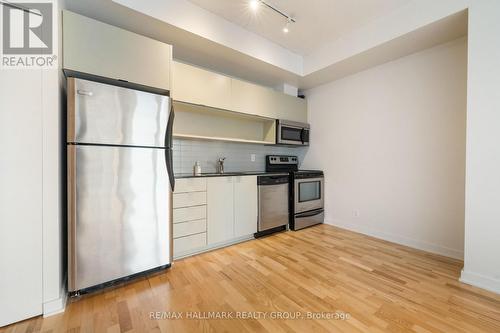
2 224 500 333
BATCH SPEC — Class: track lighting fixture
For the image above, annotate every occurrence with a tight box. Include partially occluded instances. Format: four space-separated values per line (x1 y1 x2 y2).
248 0 296 33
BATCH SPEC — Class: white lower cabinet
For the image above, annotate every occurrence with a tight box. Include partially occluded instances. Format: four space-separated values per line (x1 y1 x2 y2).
207 176 257 245
175 177 207 193
173 178 207 258
174 176 258 258
234 176 258 237
174 233 207 254
173 205 206 223
173 219 207 238
207 177 235 244
173 191 206 208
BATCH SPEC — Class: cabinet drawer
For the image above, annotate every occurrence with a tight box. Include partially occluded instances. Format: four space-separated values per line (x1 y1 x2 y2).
175 178 207 193
173 192 206 208
174 232 207 255
173 205 206 223
173 219 207 238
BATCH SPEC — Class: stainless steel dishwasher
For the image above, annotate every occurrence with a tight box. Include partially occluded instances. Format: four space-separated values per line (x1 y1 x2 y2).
255 174 290 237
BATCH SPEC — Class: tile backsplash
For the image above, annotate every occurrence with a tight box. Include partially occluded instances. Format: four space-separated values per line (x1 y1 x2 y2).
173 138 307 174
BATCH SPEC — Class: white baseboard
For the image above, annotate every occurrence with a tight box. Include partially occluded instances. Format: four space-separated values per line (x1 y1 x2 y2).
43 280 67 317
460 270 500 294
327 219 464 260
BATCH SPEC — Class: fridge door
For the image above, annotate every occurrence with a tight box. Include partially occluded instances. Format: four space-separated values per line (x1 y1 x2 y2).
67 77 171 147
68 145 172 291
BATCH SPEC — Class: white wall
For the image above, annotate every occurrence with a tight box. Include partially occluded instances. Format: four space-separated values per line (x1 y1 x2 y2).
303 38 467 259
460 0 500 294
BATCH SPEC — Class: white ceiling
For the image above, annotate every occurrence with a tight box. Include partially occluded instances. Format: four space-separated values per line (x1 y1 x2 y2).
69 0 467 89
188 0 412 55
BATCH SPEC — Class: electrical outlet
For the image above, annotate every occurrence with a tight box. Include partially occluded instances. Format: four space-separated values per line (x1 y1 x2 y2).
250 154 256 162
353 210 360 217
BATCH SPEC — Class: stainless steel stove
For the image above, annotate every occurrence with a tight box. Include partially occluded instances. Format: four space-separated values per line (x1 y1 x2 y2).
266 155 324 230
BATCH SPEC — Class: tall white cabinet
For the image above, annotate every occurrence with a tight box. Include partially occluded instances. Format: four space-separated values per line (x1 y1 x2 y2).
0 70 43 326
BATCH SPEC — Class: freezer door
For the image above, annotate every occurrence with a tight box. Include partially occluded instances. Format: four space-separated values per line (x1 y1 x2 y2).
68 145 172 291
68 77 171 147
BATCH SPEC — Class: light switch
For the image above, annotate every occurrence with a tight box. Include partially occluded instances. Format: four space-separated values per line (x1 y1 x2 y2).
250 154 256 162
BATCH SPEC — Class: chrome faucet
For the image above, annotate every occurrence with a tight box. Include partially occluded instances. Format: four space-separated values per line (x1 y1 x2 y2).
217 157 226 174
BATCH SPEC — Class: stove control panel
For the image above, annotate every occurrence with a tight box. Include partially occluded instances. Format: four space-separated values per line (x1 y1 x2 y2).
266 155 299 172
267 155 298 165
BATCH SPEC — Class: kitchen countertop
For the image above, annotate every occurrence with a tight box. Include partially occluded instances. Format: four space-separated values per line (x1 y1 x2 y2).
174 171 289 179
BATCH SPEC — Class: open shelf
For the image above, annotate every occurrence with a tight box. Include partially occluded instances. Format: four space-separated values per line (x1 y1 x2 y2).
173 134 274 145
172 101 276 145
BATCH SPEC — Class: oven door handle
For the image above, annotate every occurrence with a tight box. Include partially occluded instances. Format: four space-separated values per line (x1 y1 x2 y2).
296 208 324 218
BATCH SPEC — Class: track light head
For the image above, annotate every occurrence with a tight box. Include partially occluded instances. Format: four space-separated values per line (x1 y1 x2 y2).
283 17 293 33
249 0 260 11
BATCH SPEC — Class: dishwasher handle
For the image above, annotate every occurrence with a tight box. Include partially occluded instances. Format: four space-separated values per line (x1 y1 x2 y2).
258 175 289 185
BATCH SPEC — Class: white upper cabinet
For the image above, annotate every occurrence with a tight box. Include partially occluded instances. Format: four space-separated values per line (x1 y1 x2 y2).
62 11 172 91
230 79 276 118
231 79 307 123
171 61 307 122
275 93 308 123
234 176 258 237
231 79 307 122
173 62 231 110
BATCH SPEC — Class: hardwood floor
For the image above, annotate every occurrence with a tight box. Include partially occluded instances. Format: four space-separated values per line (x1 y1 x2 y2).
2 224 500 333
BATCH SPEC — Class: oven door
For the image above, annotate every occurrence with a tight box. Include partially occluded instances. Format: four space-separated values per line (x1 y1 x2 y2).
294 177 324 214
277 120 310 146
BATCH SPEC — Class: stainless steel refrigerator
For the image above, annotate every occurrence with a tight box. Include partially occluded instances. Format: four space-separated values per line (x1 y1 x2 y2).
67 77 174 293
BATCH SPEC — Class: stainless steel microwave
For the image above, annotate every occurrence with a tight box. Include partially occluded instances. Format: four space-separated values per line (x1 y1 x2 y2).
276 119 310 146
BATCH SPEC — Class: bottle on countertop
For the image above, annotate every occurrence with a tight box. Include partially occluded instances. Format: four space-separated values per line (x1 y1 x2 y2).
193 161 202 176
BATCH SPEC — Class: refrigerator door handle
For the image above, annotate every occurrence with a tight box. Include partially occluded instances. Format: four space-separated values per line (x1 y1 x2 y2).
165 103 175 191
165 103 174 148
165 148 175 192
